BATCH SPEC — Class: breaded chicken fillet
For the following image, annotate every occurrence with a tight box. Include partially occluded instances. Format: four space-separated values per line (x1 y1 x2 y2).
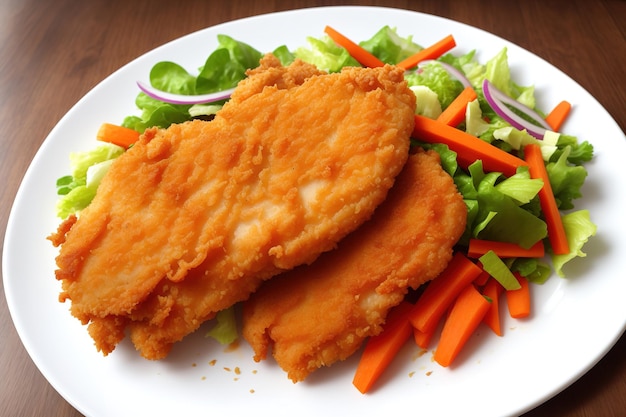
242 150 466 382
49 55 416 358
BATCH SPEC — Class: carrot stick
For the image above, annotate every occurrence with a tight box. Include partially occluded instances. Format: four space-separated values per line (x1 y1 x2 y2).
324 26 385 68
433 284 491 367
437 86 477 127
524 143 570 255
467 238 545 259
97 122 140 149
506 273 531 318
353 301 414 394
413 114 529 177
408 252 483 334
413 326 437 349
473 269 490 286
396 34 457 70
482 278 503 336
545 100 571 131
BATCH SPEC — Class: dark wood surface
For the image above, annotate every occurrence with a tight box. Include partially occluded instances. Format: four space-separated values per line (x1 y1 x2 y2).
1 1 625 415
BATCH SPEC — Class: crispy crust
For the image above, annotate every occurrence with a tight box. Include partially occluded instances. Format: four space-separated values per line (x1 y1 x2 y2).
242 150 466 382
52 55 416 358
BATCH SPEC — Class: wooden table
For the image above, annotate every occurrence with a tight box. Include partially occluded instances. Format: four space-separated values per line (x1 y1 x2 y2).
1 1 624 415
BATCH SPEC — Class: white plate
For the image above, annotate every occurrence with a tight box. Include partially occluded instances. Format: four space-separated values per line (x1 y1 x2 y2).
3 6 626 417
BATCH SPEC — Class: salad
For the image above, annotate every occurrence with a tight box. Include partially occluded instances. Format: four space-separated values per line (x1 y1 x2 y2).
52 25 597 391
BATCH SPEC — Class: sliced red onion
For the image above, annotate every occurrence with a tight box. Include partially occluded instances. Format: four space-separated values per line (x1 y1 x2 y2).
482 79 551 139
416 60 472 89
136 81 235 105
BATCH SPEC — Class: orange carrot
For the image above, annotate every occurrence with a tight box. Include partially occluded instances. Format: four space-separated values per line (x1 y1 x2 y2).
524 143 570 255
437 86 477 127
408 252 483 334
482 278 503 336
413 326 437 349
324 26 385 68
467 238 545 259
413 114 529 177
545 100 571 131
97 122 140 149
433 284 491 367
396 34 457 70
473 269 490 286
506 273 531 318
353 301 414 394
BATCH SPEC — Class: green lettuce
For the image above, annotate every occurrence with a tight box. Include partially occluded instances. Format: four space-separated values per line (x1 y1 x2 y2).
124 97 191 132
414 141 459 177
479 250 521 290
205 307 238 345
440 50 483 89
453 162 547 248
415 143 548 253
411 85 442 119
552 210 597 277
55 143 125 219
494 167 544 205
272 45 296 66
545 146 589 210
442 48 546 147
404 61 464 109
472 168 547 249
294 26 421 72
296 26 465 109
196 35 263 93
465 98 490 137
293 35 359 72
151 61 197 95
358 25 421 64
511 258 552 284
553 134 594 165
123 35 263 132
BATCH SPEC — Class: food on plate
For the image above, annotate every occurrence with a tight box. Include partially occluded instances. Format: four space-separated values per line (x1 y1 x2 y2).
242 149 466 382
48 54 417 359
47 24 598 394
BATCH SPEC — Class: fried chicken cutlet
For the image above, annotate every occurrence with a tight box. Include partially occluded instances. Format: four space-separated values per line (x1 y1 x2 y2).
50 55 416 359
242 150 466 382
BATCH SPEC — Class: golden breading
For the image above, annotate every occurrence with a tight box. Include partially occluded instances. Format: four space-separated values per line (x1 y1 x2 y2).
50 55 416 358
242 150 466 382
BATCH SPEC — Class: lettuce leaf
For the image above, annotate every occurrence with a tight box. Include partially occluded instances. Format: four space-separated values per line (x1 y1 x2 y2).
358 25 421 64
441 50 484 90
454 161 548 248
293 36 359 72
196 35 262 93
404 61 463 109
553 134 594 165
123 35 262 132
150 61 197 95
272 45 295 66
484 47 535 104
552 210 597 277
465 98 490 137
546 146 588 210
411 85 442 119
479 250 521 290
55 143 125 219
123 98 192 132
205 307 238 345
494 167 544 205
512 258 552 284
